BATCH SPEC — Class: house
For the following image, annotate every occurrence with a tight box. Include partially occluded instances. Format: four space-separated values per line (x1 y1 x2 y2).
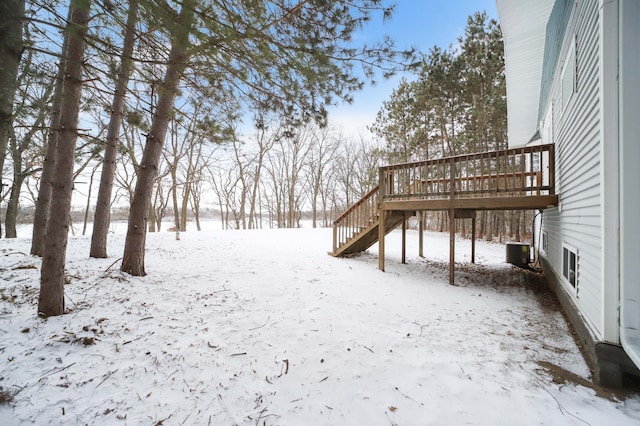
496 0 640 387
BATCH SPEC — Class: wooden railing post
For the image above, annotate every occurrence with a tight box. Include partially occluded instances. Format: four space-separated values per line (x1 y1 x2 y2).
449 158 455 200
378 167 386 271
379 167 386 202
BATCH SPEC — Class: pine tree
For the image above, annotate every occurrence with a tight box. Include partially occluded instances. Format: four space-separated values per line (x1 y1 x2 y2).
90 0 139 258
120 0 411 276
0 0 25 238
38 0 91 317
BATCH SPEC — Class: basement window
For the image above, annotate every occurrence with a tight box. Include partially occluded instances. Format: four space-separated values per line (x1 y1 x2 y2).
562 244 577 288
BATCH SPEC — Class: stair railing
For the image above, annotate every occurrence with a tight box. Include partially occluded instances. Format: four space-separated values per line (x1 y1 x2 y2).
332 186 379 254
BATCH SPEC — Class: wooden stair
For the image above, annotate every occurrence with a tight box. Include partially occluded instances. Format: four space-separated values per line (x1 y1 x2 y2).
332 210 408 257
331 185 412 257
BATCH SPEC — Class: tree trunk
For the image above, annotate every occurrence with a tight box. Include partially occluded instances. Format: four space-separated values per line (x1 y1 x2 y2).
31 7 72 255
171 168 180 230
121 0 194 276
0 0 24 238
231 139 248 229
38 0 90 317
191 193 201 231
5 172 25 239
6 86 51 238
148 205 156 232
83 162 100 235
215 190 224 229
90 0 138 257
180 182 190 231
249 146 269 229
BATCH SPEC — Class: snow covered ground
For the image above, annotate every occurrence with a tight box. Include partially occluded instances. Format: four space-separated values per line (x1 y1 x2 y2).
1 225 639 425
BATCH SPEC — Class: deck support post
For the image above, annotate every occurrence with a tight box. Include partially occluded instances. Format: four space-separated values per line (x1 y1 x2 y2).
401 213 407 264
471 215 476 264
332 224 337 254
449 158 456 285
449 208 455 285
378 208 386 271
418 211 424 257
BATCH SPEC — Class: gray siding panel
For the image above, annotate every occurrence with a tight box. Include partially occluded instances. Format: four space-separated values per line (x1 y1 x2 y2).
541 0 603 338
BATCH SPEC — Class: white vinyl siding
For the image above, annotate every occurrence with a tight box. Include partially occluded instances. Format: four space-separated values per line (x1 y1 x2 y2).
541 0 603 338
561 35 577 112
619 0 640 368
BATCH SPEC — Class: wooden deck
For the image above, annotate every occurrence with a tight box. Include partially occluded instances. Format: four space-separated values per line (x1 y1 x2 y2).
331 144 558 283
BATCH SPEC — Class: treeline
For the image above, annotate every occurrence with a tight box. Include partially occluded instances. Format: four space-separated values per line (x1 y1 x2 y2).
1 1 530 317
370 12 534 242
1 0 412 316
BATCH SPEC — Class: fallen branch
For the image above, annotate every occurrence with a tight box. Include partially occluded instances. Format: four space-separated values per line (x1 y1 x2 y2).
13 264 37 270
249 316 270 331
4 251 27 257
255 408 280 425
412 321 429 337
123 331 154 345
41 362 77 378
525 366 593 426
95 369 118 389
105 258 123 272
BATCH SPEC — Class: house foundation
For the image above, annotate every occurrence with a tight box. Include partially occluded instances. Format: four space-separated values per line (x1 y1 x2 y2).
540 256 640 388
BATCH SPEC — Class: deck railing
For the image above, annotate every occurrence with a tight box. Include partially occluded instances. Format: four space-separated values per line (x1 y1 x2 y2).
332 186 379 253
332 144 555 255
379 144 555 201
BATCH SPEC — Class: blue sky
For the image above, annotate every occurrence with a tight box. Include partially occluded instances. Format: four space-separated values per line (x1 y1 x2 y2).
330 0 499 139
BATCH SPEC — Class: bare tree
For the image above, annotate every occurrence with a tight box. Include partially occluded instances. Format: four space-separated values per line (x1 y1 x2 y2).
162 98 214 233
333 137 382 212
229 135 250 230
245 119 281 229
148 173 171 232
183 137 219 232
4 43 53 237
165 115 189 232
209 164 240 230
114 109 148 205
306 125 340 228
263 124 312 228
